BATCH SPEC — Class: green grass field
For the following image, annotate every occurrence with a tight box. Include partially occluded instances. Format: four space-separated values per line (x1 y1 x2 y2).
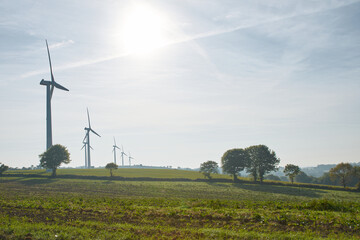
6 168 234 179
1 169 359 239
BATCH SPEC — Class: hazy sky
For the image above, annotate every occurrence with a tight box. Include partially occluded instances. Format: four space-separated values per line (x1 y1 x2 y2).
1 0 359 169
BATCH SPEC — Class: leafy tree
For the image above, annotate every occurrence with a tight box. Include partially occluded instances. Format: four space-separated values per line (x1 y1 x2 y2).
279 176 290 182
329 162 353 188
264 174 281 181
295 171 313 183
245 145 280 183
352 166 360 189
39 144 71 177
315 172 337 186
0 163 9 176
105 163 118 177
199 161 219 179
221 148 250 182
284 164 301 184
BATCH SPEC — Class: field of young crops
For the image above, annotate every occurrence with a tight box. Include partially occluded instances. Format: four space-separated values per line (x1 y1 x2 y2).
6 168 226 179
1 169 359 239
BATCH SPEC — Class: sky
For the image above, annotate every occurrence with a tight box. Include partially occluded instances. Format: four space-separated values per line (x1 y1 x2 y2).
1 0 359 169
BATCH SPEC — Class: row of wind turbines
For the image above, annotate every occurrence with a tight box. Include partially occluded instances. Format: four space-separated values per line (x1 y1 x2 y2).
40 40 134 168
81 109 134 168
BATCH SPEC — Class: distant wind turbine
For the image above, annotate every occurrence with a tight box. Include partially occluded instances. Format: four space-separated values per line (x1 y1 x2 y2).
112 137 121 164
128 152 134 166
120 145 127 166
40 40 69 150
83 108 100 168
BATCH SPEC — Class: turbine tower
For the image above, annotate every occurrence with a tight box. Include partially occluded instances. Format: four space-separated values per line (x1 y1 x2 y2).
40 40 69 150
83 108 100 168
120 145 127 166
112 137 120 164
128 152 134 166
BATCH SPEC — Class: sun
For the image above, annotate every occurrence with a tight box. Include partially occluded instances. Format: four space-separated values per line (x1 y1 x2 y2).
122 4 168 54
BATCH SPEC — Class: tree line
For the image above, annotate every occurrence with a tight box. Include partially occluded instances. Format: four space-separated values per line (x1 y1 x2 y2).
200 144 280 183
292 163 360 188
200 145 360 189
1 143 359 189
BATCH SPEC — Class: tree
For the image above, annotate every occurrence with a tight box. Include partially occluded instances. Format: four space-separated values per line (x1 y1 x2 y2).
245 145 280 183
39 144 71 177
295 171 313 183
264 174 281 181
284 164 301 184
352 166 360 189
199 161 219 179
221 148 250 182
315 172 337 186
329 162 353 188
105 163 118 177
0 163 9 176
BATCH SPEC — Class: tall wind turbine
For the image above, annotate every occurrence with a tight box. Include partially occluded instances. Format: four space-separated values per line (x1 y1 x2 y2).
120 145 127 166
84 108 100 168
40 40 69 150
128 152 134 166
112 137 120 164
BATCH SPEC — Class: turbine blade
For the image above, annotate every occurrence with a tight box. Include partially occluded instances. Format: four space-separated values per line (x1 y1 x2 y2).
114 137 116 145
116 146 121 150
46 40 54 81
50 84 54 97
91 128 101 137
46 40 56 97
81 145 85 150
53 81 69 91
83 131 89 142
87 108 91 128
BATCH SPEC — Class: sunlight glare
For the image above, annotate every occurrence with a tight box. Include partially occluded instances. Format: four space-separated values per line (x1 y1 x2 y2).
122 4 168 54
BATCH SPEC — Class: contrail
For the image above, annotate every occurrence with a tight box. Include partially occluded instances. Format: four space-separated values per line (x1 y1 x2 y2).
22 0 357 78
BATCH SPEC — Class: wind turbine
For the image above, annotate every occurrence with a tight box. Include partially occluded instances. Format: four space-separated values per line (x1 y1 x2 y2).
120 145 127 166
84 108 100 168
128 152 134 166
40 40 69 150
112 137 121 164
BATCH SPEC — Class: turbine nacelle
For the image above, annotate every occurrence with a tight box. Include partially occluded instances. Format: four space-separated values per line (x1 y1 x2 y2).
84 128 100 138
128 152 134 166
113 137 120 151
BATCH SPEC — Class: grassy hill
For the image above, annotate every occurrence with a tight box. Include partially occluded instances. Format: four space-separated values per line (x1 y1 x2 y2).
1 168 359 239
